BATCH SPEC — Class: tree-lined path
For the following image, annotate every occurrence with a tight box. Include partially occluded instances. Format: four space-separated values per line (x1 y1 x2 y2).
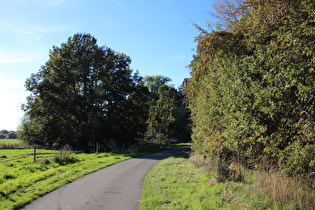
22 146 190 210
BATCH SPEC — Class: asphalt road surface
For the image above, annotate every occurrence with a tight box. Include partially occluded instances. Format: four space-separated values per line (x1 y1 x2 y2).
22 146 190 210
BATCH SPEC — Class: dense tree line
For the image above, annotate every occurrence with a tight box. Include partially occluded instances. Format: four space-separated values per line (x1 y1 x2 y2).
185 0 315 179
144 75 191 143
0 130 17 139
20 33 190 152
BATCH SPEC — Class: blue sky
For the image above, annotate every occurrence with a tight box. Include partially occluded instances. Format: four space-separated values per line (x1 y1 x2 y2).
0 0 214 131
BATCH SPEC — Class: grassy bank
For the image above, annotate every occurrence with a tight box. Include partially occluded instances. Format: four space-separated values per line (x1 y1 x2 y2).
0 142 190 209
140 151 315 209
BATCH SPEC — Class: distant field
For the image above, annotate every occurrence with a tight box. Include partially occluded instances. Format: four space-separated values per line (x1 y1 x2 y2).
0 139 24 145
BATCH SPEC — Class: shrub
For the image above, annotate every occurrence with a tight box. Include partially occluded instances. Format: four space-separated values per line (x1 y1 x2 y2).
280 139 315 180
52 146 77 165
37 158 50 164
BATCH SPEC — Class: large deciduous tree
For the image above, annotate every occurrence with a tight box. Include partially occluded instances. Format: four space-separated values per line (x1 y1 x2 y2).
20 33 149 152
144 75 176 139
144 75 191 142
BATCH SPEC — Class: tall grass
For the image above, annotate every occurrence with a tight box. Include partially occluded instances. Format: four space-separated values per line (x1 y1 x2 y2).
190 153 315 209
247 170 315 209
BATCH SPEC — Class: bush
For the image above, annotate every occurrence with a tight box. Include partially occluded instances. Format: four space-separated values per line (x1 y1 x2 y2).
0 130 9 135
280 139 315 179
52 146 77 165
6 132 17 139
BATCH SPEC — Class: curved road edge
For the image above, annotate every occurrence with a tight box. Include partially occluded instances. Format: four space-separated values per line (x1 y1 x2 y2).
22 145 191 210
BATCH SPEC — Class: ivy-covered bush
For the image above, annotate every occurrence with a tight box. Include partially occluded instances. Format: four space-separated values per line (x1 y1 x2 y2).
185 0 315 179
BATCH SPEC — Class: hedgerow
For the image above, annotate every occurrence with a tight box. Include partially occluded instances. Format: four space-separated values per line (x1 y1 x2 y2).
185 0 315 179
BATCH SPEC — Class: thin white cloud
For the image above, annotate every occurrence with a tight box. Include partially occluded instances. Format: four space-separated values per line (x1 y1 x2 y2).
0 50 38 64
7 25 40 40
0 0 68 39
33 25 67 34
19 0 67 20
1 20 68 42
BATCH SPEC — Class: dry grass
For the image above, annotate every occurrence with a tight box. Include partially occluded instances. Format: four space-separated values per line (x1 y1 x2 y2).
189 152 215 171
250 170 315 209
189 153 315 209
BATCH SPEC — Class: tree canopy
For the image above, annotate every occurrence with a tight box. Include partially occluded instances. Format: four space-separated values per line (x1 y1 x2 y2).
20 33 191 152
144 75 191 142
0 130 17 139
20 33 150 152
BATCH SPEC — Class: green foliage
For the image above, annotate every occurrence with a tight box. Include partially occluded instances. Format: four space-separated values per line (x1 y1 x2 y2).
144 75 175 138
0 130 9 135
52 146 78 165
144 76 191 142
6 131 17 139
280 138 315 179
185 0 315 178
20 33 150 152
0 130 17 139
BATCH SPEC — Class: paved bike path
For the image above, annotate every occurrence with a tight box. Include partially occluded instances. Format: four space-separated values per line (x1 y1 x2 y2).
22 146 190 210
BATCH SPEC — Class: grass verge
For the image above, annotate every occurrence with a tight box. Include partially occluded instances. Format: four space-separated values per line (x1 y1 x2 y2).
140 151 315 209
0 142 191 209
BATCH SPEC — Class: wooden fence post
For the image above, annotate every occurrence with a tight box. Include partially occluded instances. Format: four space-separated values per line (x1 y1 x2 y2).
33 144 36 163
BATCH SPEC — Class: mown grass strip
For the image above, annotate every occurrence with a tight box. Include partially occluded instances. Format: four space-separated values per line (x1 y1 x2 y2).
141 151 236 209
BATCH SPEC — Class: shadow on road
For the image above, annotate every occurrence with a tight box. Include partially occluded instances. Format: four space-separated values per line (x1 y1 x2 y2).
135 145 191 160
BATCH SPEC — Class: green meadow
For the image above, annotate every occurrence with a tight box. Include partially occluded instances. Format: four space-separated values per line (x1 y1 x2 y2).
0 139 30 150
